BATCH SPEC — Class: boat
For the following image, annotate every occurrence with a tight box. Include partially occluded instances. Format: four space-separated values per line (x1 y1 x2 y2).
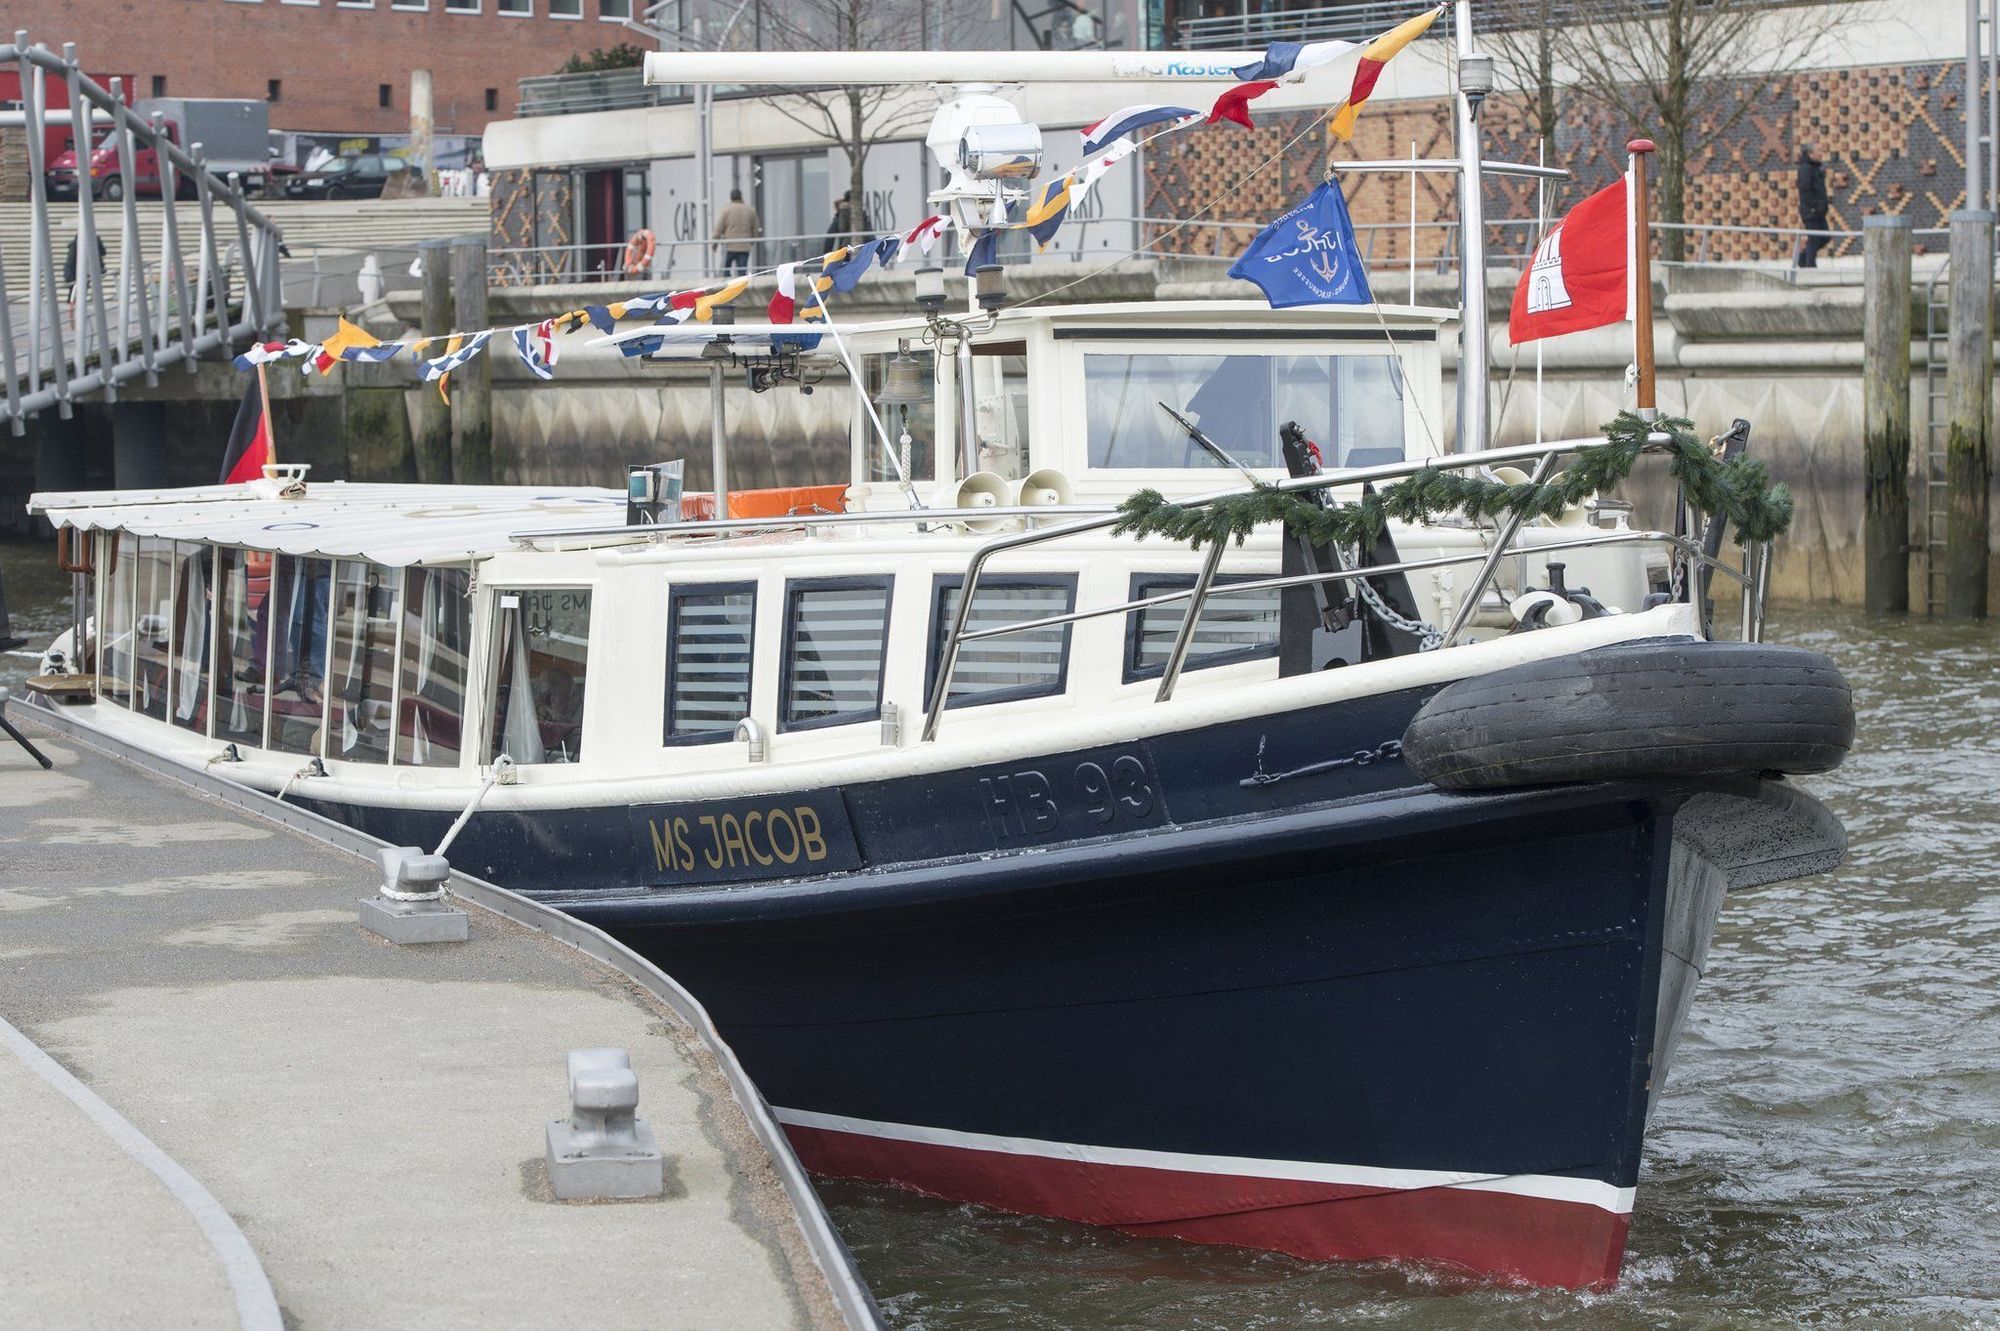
20 10 1853 1290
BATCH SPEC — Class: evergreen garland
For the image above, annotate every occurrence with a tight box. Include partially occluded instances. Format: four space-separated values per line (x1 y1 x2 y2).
1109 410 1794 552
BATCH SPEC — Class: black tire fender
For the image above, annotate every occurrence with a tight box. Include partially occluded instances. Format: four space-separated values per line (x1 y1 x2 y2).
1402 637 1854 790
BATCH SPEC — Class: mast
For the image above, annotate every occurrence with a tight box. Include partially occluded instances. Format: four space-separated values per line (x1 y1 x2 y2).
1452 0 1489 453
1627 138 1657 417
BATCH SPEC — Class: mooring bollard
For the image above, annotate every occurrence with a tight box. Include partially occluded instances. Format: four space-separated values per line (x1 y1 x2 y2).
545 1048 665 1201
1862 214 1913 615
357 845 469 944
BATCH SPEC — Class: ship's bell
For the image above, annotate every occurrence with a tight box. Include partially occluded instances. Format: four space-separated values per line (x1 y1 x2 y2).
875 347 929 406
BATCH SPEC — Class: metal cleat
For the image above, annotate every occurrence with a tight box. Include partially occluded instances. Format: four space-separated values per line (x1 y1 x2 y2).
545 1048 665 1201
357 846 469 944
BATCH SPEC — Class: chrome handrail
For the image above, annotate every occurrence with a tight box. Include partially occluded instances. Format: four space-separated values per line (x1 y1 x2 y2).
920 432 1730 742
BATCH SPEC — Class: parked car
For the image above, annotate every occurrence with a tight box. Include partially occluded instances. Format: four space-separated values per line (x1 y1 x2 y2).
283 154 418 200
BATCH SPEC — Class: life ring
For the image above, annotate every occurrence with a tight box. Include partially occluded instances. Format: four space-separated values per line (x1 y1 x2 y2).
622 228 657 276
1400 638 1853 790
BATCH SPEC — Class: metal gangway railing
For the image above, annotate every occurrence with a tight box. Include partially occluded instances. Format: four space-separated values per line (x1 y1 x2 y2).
1 35 284 435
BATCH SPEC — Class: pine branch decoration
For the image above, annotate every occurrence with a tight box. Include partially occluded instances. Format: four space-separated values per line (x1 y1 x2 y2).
1110 410 1794 551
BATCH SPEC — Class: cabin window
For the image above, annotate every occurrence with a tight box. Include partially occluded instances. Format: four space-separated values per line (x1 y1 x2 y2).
1124 574 1282 681
779 578 892 731
168 542 213 735
970 344 1030 480
665 583 755 743
133 536 175 721
860 348 935 485
213 548 271 747
1082 353 1405 469
487 588 592 765
927 576 1076 709
268 555 334 756
100 534 134 709
327 562 399 765
399 567 472 768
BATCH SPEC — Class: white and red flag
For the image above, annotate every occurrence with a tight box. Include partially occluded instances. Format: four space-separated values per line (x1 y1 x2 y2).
1508 178 1630 344
768 263 798 325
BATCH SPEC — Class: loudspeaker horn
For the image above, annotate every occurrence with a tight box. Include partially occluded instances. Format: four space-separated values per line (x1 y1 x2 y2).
1012 467 1073 509
933 471 1014 532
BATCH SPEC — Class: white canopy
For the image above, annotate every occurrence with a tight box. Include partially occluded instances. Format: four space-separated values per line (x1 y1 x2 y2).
29 481 631 567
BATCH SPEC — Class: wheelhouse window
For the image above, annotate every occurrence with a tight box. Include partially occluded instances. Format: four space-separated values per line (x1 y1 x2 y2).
100 533 134 708
1125 574 1282 681
213 548 271 747
927 576 1076 710
268 555 333 757
780 578 891 731
970 343 1030 481
327 562 399 764
1083 352 1405 469
860 347 935 486
487 588 592 765
665 583 755 744
169 542 212 735
399 567 472 768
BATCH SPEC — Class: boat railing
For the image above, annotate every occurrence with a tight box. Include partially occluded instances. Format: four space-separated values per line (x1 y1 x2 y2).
921 435 1771 742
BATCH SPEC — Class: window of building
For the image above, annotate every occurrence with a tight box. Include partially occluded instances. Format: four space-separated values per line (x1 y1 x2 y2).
327 561 400 765
548 0 581 15
1124 574 1282 682
213 547 270 748
498 0 531 11
391 0 428 10
399 567 472 767
600 0 632 17
169 543 213 736
927 576 1076 710
1082 352 1407 470
665 583 756 744
379 84 393 108
267 555 334 756
266 79 282 103
446 0 480 10
150 75 166 98
780 579 891 731
485 87 499 111
487 588 592 764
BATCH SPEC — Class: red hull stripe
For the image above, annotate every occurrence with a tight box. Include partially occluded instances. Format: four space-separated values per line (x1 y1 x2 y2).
779 1109 1632 1289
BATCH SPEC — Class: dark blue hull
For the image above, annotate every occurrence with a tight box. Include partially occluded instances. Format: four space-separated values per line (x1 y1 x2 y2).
292 687 1804 1285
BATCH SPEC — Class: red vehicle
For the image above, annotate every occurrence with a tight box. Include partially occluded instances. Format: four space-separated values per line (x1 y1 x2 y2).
46 97 270 201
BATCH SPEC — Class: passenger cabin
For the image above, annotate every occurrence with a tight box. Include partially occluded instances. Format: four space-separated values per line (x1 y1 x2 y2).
32 300 1653 805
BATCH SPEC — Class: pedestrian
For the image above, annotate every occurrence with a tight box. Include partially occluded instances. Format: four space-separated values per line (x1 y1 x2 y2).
62 229 107 306
825 190 862 249
1796 145 1829 269
713 188 760 276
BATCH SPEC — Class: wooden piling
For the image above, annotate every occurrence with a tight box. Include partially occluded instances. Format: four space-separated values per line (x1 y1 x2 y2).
412 239 454 484
1863 214 1913 614
449 237 493 486
1945 209 1993 617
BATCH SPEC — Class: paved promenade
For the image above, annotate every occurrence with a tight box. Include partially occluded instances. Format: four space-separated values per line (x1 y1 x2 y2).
0 718 859 1330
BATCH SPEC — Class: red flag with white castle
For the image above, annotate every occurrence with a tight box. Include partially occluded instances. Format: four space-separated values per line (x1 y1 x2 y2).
1508 177 1630 344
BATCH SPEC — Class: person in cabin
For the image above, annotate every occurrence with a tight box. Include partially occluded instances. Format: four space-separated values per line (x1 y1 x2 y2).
1795 145 1830 269
714 189 761 276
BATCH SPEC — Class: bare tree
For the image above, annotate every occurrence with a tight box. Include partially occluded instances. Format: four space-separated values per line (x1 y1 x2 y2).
1485 0 1565 175
1548 0 1843 260
756 0 941 242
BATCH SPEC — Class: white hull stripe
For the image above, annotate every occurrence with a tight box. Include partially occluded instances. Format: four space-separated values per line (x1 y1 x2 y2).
774 1107 1637 1215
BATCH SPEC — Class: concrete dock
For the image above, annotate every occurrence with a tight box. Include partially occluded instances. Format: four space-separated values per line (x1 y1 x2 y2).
0 712 873 1329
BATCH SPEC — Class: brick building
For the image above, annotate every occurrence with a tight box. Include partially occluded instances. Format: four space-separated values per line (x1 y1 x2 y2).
5 0 646 140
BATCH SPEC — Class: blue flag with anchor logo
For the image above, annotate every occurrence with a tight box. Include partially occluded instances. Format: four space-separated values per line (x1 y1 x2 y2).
1228 179 1373 308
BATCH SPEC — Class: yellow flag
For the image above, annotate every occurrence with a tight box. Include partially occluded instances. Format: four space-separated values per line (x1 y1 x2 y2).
694 278 749 322
319 315 382 360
